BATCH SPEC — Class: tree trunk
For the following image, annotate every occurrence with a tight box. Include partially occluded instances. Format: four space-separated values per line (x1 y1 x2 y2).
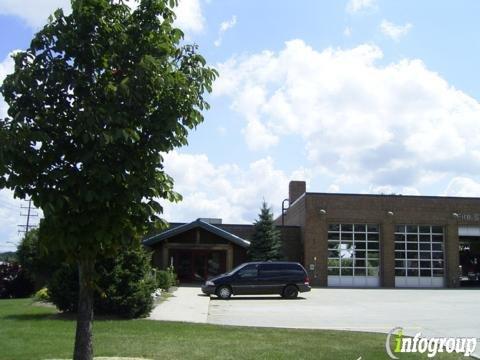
73 258 94 360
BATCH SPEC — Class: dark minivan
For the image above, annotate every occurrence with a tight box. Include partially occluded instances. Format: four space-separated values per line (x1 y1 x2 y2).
201 261 311 299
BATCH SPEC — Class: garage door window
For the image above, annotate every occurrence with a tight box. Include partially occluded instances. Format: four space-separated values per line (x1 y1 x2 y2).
394 225 444 278
328 224 380 277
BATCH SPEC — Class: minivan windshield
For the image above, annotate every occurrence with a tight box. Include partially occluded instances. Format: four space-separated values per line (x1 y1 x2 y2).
227 263 249 275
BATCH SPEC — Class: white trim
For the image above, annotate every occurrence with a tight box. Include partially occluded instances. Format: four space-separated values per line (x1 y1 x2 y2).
395 276 444 288
328 275 380 287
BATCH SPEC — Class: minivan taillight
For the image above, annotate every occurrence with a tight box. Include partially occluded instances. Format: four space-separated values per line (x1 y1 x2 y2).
304 276 310 285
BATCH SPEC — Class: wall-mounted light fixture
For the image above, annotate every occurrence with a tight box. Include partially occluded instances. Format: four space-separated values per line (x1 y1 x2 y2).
319 209 327 215
387 211 394 216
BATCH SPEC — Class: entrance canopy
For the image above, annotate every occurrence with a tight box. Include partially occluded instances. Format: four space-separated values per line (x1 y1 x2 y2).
144 219 250 282
143 219 250 248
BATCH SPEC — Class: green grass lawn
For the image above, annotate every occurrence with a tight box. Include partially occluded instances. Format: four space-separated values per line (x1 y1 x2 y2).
0 298 465 360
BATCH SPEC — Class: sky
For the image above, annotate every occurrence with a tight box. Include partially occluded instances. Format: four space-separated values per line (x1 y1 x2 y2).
1 0 480 251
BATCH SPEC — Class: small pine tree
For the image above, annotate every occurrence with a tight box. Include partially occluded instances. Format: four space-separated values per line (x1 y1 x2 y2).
248 202 283 261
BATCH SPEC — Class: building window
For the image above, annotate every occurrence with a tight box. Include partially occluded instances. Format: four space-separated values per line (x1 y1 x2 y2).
327 224 380 277
394 225 444 277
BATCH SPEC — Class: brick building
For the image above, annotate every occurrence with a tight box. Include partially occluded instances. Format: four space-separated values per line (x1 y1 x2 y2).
144 180 480 288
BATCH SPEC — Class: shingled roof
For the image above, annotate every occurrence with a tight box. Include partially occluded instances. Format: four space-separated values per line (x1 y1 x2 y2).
143 219 251 248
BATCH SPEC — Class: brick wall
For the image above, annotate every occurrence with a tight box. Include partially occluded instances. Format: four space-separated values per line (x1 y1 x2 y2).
283 191 480 287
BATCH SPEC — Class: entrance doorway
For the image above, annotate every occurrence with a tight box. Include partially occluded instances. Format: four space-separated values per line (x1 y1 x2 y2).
169 249 227 282
459 236 480 287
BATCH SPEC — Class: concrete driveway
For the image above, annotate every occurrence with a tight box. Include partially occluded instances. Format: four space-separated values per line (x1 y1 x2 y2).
149 287 209 323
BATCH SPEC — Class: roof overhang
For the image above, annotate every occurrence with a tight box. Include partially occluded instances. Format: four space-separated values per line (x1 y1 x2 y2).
143 219 251 248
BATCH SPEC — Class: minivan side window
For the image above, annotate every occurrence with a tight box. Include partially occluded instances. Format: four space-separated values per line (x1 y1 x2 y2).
259 263 304 277
259 263 283 275
236 264 258 278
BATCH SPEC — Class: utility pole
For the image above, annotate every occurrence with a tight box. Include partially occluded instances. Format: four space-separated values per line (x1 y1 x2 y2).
18 198 38 235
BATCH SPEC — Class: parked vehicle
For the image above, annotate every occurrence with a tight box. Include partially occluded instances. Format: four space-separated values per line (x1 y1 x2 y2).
201 261 311 299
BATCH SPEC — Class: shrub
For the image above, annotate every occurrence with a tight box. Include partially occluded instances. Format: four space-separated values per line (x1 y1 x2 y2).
155 270 169 291
48 264 78 312
48 246 158 318
34 287 50 302
168 267 179 287
0 262 35 299
94 248 158 318
156 267 178 291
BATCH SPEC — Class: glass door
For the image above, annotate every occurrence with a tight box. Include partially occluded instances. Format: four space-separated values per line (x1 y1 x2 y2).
192 252 208 282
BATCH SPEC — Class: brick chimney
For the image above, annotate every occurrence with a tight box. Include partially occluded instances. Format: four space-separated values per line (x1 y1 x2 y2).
289 180 306 204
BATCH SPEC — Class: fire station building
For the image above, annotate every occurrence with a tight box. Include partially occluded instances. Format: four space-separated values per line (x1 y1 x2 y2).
144 181 480 288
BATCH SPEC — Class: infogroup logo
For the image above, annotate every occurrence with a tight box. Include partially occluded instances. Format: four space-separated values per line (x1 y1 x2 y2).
385 327 477 359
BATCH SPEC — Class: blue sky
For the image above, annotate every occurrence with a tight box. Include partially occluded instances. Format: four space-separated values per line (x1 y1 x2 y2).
1 0 480 251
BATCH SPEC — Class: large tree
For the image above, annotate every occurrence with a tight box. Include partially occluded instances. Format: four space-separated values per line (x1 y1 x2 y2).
0 0 217 359
248 202 283 261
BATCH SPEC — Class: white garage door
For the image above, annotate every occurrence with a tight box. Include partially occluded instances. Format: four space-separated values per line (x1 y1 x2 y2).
394 225 445 288
327 223 380 287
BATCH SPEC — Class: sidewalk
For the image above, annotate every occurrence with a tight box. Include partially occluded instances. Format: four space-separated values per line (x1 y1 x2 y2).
148 286 210 323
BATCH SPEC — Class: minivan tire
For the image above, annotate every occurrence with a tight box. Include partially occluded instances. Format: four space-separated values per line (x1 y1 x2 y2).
282 285 298 299
217 285 232 299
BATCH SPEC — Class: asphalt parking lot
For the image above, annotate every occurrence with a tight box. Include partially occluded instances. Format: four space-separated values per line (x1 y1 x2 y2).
207 288 480 341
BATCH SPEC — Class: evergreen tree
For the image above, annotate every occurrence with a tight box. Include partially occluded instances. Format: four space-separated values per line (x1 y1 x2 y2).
249 202 283 261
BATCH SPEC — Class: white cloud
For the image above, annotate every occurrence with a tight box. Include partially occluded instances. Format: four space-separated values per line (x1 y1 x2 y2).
175 0 205 34
0 0 71 28
343 26 352 37
214 15 237 47
121 0 205 35
380 20 413 41
346 0 376 13
0 52 16 119
161 151 309 223
214 39 480 193
0 189 43 252
444 177 480 197
368 185 420 195
0 190 23 252
0 0 204 34
243 118 279 150
327 184 340 193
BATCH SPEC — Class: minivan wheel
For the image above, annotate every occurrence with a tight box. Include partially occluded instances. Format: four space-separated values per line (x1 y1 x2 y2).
282 285 298 299
217 285 232 300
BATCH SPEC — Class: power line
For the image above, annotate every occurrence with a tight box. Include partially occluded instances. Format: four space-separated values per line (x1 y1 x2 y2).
18 198 39 235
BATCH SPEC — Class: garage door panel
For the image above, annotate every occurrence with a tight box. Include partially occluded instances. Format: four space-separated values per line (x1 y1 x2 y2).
327 223 381 288
394 224 445 288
